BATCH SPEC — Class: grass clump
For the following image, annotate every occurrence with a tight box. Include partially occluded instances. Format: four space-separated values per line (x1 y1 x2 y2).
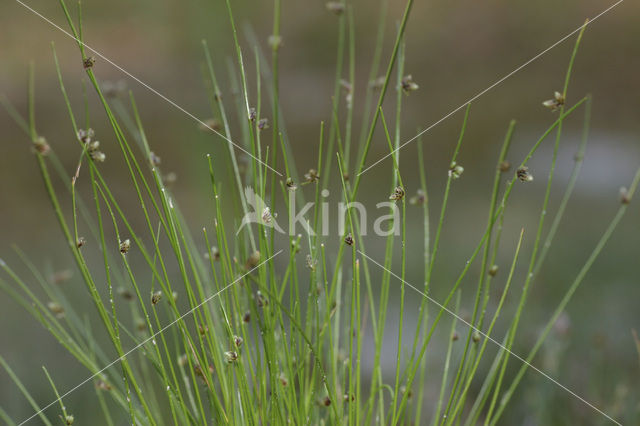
1 1 639 425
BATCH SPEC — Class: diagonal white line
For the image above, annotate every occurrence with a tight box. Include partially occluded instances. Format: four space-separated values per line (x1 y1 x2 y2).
13 0 283 177
358 0 624 176
358 250 622 425
17 250 282 426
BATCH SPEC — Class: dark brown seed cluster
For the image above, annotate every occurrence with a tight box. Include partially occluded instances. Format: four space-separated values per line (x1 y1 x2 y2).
286 177 297 191
499 161 511 173
76 237 86 248
234 335 243 348
83 56 96 69
119 239 131 254
224 350 239 363
151 291 162 305
389 186 405 201
257 118 269 130
344 233 354 246
516 167 533 182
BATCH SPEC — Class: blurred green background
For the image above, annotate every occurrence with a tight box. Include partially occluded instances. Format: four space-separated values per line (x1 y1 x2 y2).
1 0 639 424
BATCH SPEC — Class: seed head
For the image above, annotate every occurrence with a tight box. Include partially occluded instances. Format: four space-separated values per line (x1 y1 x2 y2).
344 233 354 246
64 414 74 425
211 246 221 261
343 394 355 402
268 35 283 50
172 291 178 301
517 167 533 182
33 136 50 156
151 291 162 305
47 301 65 318
234 335 243 348
96 380 112 391
409 189 426 205
199 325 208 335
306 254 317 271
90 151 106 162
488 265 499 277
83 56 96 69
285 177 297 191
542 91 565 111
246 251 261 269
177 354 188 367
499 161 511 173
149 151 161 167
389 186 405 201
118 287 134 301
279 372 288 387
321 396 332 406
448 161 464 179
620 186 631 204
163 172 177 185
256 290 268 307
452 331 459 341
76 237 86 248
224 351 239 363
242 310 251 323
198 118 222 132
400 386 412 399
304 168 319 183
77 128 94 143
370 76 385 91
325 2 345 15
119 239 131 254
472 331 481 343
248 107 257 122
257 118 269 130
261 207 273 224
401 75 419 94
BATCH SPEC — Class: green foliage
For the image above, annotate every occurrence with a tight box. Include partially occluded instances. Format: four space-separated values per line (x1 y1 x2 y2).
1 1 638 425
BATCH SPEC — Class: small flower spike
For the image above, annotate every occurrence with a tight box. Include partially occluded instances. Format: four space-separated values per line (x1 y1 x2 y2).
542 91 565 111
517 167 534 182
389 186 405 201
401 75 419 94
448 161 464 179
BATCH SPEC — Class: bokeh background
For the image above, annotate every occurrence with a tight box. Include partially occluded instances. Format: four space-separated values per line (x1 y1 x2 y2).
1 0 639 424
